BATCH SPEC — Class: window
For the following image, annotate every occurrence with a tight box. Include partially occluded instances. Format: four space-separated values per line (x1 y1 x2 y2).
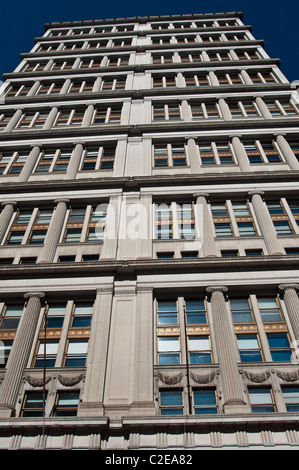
191 102 220 119
16 111 48 129
248 388 275 412
54 109 84 127
64 339 89 367
193 389 218 414
33 340 59 368
177 203 195 239
63 208 85 243
155 203 173 239
160 390 183 415
228 100 260 118
153 75 177 88
0 304 24 329
158 336 180 365
237 334 262 362
28 209 52 245
267 333 292 361
53 391 80 416
157 300 178 325
71 302 93 327
184 74 209 87
185 300 206 324
188 335 212 364
92 105 122 124
257 297 282 322
101 77 126 91
281 387 299 412
153 142 187 167
20 392 45 417
0 340 12 367
153 103 181 121
45 303 66 328
230 298 253 323
81 145 116 170
267 99 299 117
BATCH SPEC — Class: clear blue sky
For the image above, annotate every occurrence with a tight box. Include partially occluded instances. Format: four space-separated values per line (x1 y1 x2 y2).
0 0 298 82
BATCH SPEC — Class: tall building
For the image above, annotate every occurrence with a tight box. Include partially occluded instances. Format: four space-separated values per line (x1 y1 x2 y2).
0 11 299 450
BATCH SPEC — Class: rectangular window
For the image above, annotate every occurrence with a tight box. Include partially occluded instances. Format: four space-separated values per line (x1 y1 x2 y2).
34 340 59 368
53 391 80 416
193 389 218 414
160 390 183 415
71 302 93 327
64 339 88 367
267 333 292 361
158 336 180 365
20 392 45 417
257 297 282 322
0 304 23 329
45 303 66 328
185 300 206 324
281 387 299 412
156 204 173 239
237 334 262 362
248 388 275 413
230 298 253 323
188 335 212 364
0 340 12 367
157 300 178 325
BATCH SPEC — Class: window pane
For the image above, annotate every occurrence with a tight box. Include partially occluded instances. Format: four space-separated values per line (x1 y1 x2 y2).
157 300 178 325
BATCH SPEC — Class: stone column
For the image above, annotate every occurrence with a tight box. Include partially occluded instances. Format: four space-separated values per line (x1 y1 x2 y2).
276 134 299 170
3 109 23 133
255 97 273 119
248 190 284 255
92 77 102 92
279 284 299 343
187 138 201 173
66 143 84 179
0 201 17 243
42 106 58 130
218 98 232 120
206 286 250 414
82 104 94 127
0 292 45 417
17 145 41 182
37 199 69 263
27 81 41 97
240 70 253 85
193 193 217 257
231 135 251 172
59 78 72 95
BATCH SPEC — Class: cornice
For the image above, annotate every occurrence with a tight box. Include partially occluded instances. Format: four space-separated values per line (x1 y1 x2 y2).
44 12 244 30
0 254 298 281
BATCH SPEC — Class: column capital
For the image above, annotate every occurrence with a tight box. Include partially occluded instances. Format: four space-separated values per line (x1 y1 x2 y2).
193 192 209 199
206 286 228 295
1 201 17 208
24 292 46 301
279 284 299 293
248 190 265 198
53 198 70 205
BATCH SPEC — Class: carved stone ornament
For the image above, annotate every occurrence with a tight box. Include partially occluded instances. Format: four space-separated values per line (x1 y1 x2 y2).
276 369 299 382
190 371 217 384
156 372 184 385
26 375 52 387
243 370 271 383
57 374 85 387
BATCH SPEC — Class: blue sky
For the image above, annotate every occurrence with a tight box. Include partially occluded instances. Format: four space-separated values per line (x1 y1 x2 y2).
0 0 298 82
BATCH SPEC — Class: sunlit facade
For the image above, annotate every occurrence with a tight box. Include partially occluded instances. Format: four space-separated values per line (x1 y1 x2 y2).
0 11 299 449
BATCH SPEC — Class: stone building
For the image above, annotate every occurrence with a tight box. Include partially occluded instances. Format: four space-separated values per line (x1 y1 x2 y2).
0 11 299 449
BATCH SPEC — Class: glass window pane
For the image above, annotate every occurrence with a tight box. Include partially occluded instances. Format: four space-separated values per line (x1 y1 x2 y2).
67 340 88 354
158 337 180 351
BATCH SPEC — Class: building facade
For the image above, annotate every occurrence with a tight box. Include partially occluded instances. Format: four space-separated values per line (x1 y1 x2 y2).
0 11 298 449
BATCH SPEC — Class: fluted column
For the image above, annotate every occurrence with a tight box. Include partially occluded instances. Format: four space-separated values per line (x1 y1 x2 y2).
248 190 284 255
206 286 250 414
231 135 251 172
66 143 84 179
3 109 23 133
37 199 69 263
279 284 299 342
255 97 273 119
42 106 58 130
276 134 299 170
17 145 41 182
82 104 94 127
27 81 41 97
193 193 217 257
0 201 17 243
0 292 45 417
218 98 232 120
